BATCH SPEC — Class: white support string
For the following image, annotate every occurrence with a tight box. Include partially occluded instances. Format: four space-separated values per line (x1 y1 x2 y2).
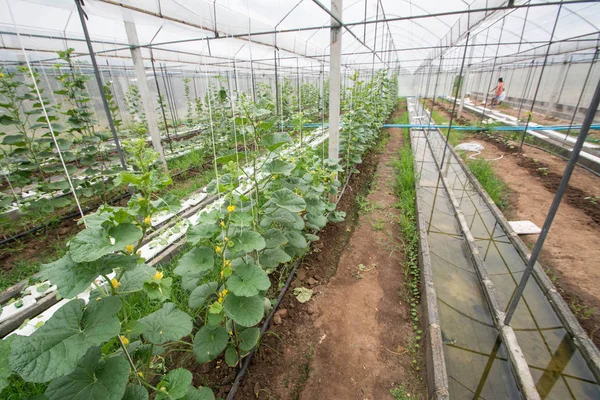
200 58 220 201
7 2 87 228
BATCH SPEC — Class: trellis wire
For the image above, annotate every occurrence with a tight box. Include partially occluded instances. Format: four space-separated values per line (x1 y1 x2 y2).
7 1 88 228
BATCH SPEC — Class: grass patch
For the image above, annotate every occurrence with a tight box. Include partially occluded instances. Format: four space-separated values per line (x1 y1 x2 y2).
466 158 510 210
392 103 423 374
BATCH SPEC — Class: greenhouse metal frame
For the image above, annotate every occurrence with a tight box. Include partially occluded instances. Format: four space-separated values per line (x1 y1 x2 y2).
0 0 599 399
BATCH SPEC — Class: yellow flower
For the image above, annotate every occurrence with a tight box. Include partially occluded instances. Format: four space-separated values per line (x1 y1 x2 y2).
111 278 120 289
216 246 222 253
120 335 129 345
154 271 163 280
223 259 231 267
220 270 224 278
125 244 135 254
217 289 229 303
291 157 295 162
144 216 152 225
137 371 143 378
227 205 235 213
137 197 144 203
220 221 225 228
0 73 4 78
229 331 233 335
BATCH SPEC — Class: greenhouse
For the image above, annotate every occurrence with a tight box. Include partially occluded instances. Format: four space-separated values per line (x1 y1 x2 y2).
0 0 599 398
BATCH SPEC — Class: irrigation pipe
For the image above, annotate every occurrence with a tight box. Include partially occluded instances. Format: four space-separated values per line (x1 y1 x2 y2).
226 159 357 400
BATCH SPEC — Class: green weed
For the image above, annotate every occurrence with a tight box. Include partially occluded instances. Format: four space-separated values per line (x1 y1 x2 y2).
467 159 510 210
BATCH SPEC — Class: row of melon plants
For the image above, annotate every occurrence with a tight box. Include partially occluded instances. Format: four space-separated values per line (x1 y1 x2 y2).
0 70 397 400
0 50 326 228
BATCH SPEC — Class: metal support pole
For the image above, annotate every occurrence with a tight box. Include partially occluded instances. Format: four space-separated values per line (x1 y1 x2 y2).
480 18 506 123
459 35 476 115
427 56 444 129
505 76 600 325
439 32 470 171
74 0 127 170
562 48 598 145
328 0 343 161
274 33 280 123
544 54 569 117
159 64 176 133
150 52 173 153
516 60 535 122
124 20 167 170
519 5 563 151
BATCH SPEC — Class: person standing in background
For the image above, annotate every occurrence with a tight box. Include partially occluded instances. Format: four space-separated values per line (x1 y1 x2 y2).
489 77 505 106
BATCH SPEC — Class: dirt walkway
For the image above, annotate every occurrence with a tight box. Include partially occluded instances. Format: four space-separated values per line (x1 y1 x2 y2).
461 137 600 345
296 125 421 399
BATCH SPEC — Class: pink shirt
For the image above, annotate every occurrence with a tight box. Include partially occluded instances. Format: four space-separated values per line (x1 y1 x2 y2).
496 82 504 97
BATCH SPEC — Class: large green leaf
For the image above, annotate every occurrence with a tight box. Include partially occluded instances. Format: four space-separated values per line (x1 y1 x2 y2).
45 347 129 400
223 294 264 327
306 213 327 229
188 282 219 309
284 231 307 249
122 385 149 400
119 264 156 292
231 231 265 253
264 159 295 176
224 344 239 367
9 297 121 382
69 228 114 263
109 223 143 251
305 197 327 215
138 303 193 344
229 212 253 227
40 255 99 299
187 223 218 245
260 132 291 151
3 134 25 145
181 387 215 400
226 263 270 297
193 325 229 364
268 189 306 212
263 229 288 249
238 327 260 352
0 336 14 392
156 369 192 400
259 247 292 271
174 247 214 281
40 254 137 298
259 208 297 228
143 277 172 303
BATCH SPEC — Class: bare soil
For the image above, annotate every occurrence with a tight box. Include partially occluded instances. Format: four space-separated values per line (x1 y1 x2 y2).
459 134 600 346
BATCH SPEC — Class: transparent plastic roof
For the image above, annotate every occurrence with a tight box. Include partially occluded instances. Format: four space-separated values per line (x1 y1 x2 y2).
0 0 598 73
